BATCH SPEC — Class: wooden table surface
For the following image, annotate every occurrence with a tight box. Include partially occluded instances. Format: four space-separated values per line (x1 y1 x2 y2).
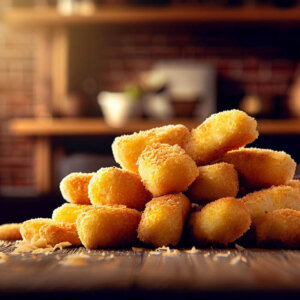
1 242 300 297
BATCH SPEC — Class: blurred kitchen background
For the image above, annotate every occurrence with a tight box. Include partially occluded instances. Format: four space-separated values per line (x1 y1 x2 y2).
1 0 300 221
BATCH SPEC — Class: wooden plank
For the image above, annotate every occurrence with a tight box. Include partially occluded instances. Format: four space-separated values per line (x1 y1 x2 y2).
1 243 300 294
3 6 300 26
34 137 51 194
8 118 201 136
8 118 300 136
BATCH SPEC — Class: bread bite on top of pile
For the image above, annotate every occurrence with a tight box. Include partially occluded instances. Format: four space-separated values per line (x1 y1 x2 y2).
1 109 299 250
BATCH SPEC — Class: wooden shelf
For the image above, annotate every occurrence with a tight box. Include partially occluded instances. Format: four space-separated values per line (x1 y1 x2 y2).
9 118 300 136
9 118 200 136
3 6 300 26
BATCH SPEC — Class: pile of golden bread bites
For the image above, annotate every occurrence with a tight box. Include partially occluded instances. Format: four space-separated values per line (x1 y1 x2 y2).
1 109 300 250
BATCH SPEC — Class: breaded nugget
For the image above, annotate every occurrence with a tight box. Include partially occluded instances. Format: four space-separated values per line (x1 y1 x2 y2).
221 148 296 188
0 223 22 240
137 143 198 197
52 203 94 223
76 205 141 249
256 209 300 248
287 179 300 189
39 222 81 247
137 193 191 247
21 218 80 247
20 218 54 244
112 124 189 174
187 163 239 204
88 167 152 210
183 109 258 165
188 197 251 246
243 185 300 226
60 173 94 205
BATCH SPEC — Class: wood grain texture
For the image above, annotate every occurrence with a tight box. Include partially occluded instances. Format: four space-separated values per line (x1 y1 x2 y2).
9 118 300 136
0 242 300 294
4 6 300 26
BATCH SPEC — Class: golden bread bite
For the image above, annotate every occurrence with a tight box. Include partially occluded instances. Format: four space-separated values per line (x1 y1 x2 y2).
52 203 94 223
60 173 94 205
256 209 300 248
76 205 141 249
112 124 189 174
242 185 300 226
188 197 251 246
221 148 296 188
39 222 81 247
88 167 151 210
183 109 258 165
0 223 22 240
187 163 239 204
137 143 198 197
21 218 80 247
20 218 53 244
287 179 300 189
137 193 191 247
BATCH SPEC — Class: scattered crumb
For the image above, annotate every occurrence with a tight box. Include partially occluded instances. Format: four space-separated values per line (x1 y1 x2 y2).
162 249 179 256
53 242 72 251
11 239 71 255
184 246 199 254
230 254 248 265
212 251 231 261
235 244 246 251
59 254 89 266
11 240 39 254
149 250 161 255
0 240 10 247
97 254 114 261
0 252 8 263
156 246 170 251
148 246 179 256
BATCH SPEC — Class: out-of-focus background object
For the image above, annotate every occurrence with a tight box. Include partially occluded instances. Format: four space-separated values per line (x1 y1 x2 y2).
150 61 216 119
1 0 300 221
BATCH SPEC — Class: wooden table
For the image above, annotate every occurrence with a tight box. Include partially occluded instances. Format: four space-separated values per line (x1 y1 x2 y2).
1 242 300 298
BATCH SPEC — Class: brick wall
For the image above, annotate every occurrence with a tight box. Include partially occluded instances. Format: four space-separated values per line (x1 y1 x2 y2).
0 2 38 196
93 25 299 114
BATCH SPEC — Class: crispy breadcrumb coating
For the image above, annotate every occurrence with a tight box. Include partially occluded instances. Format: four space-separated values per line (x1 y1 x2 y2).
287 179 300 189
20 218 53 244
88 167 152 210
137 193 191 247
187 163 239 204
60 173 94 204
256 209 300 248
137 143 198 197
242 185 300 226
183 109 258 165
39 222 81 247
52 203 94 223
112 124 190 174
21 218 81 247
76 205 141 249
0 223 22 240
221 148 296 188
188 197 251 246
